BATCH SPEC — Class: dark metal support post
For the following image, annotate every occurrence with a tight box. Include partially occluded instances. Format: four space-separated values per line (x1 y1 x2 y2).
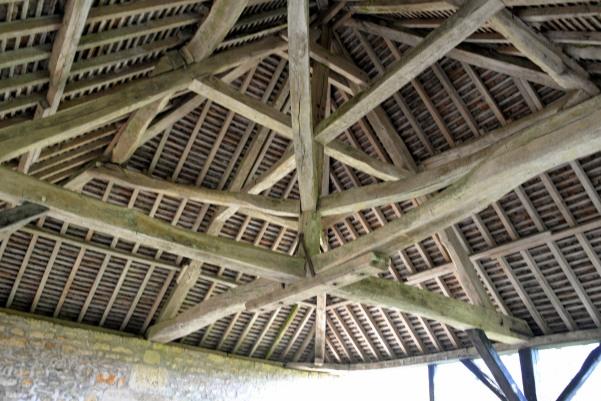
519 348 538 401
467 329 528 401
428 364 436 401
461 359 507 401
556 343 601 401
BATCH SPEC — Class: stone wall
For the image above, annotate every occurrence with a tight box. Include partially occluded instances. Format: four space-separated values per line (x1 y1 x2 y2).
0 310 334 401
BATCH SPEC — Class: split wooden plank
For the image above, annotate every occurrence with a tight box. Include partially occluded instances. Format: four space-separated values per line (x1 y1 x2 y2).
0 167 305 282
0 36 286 163
86 163 300 218
315 0 504 144
0 203 48 239
333 278 532 344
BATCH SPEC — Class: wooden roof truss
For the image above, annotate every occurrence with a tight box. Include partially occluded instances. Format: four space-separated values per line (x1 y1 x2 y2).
1 0 601 370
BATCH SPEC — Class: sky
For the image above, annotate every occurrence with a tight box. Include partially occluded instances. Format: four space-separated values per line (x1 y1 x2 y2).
291 342 601 401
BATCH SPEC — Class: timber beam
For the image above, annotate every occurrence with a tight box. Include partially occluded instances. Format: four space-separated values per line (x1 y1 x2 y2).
345 18 561 90
468 329 528 401
490 9 599 95
110 0 250 164
313 94 601 271
0 36 287 164
314 0 505 144
347 1 599 14
147 252 388 343
334 278 531 344
461 359 508 401
556 343 601 401
86 163 301 219
0 167 305 282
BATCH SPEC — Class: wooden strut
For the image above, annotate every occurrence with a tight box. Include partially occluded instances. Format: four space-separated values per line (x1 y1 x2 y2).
144 0 529 351
5 0 601 371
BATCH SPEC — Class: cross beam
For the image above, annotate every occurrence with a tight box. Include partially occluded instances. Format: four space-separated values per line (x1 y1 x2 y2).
313 94 601 271
0 36 287 164
110 0 249 164
0 167 305 282
87 163 300 219
314 0 504 144
147 252 389 343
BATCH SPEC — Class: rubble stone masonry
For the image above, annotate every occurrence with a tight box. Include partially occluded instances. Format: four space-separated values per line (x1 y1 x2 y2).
0 310 332 401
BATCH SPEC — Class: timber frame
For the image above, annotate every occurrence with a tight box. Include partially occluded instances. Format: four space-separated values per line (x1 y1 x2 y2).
1 0 601 372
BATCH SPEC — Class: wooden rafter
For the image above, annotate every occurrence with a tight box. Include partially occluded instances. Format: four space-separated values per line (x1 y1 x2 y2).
18 0 92 173
315 0 504 144
0 36 286 164
345 19 560 89
4 0 601 370
490 10 599 95
0 167 306 282
335 279 530 344
313 95 601 269
110 0 249 164
86 163 300 219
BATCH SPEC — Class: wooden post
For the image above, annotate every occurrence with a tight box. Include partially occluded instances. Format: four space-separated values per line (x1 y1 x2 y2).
288 0 330 366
